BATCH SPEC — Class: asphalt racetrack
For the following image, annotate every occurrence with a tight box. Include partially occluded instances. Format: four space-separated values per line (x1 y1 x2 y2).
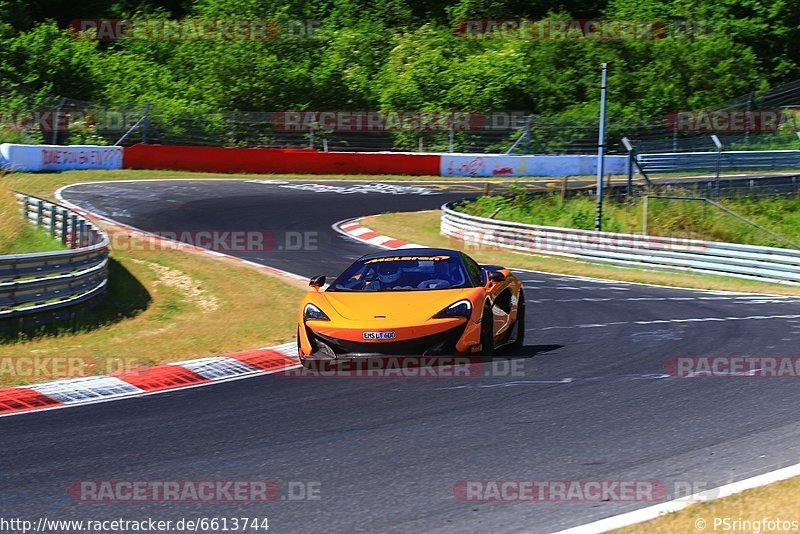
5 179 800 533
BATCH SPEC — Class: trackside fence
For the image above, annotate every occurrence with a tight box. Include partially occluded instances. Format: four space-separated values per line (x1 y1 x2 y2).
441 203 800 286
637 150 800 174
0 194 109 321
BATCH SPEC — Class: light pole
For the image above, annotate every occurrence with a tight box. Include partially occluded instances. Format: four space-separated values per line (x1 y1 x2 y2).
711 134 722 198
621 136 634 197
594 63 609 231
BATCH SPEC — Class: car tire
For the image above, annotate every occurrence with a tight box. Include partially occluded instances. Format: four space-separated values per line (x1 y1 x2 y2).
510 291 526 350
480 303 495 358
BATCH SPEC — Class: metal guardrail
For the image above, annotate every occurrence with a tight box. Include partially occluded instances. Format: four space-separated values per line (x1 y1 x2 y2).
0 194 109 320
441 203 800 286
637 150 800 174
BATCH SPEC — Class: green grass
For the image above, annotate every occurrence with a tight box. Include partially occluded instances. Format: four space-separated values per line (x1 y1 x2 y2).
0 227 306 386
0 169 308 386
0 224 65 254
363 210 800 296
0 178 64 254
456 187 800 248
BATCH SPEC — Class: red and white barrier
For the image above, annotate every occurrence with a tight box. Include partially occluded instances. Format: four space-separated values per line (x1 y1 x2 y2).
0 143 123 172
441 153 627 177
123 144 441 176
122 144 626 178
0 143 628 177
0 343 299 417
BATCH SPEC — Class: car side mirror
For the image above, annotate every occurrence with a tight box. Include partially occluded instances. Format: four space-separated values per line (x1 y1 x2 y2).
309 275 326 289
488 271 506 284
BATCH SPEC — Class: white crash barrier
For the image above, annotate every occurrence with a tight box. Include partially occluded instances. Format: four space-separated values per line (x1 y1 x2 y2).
0 144 123 172
441 154 627 177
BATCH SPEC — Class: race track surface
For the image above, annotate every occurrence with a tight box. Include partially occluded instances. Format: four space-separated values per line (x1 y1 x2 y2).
5 179 800 533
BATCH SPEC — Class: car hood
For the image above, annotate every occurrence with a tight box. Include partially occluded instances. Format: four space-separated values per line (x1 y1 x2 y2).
320 289 475 322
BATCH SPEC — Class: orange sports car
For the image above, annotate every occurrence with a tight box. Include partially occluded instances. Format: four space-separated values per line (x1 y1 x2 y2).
297 248 525 364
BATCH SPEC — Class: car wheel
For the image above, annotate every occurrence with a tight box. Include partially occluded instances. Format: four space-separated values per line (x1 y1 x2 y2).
480 303 495 358
510 291 525 350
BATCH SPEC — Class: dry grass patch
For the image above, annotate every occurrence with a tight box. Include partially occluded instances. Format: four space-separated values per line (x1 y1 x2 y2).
616 475 800 533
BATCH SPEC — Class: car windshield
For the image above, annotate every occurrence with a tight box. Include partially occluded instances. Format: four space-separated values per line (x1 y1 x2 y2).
329 254 471 292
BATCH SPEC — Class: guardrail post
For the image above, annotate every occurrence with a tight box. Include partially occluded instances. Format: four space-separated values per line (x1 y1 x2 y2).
49 205 57 237
36 199 44 227
78 219 86 247
60 209 69 245
20 195 28 219
70 214 78 249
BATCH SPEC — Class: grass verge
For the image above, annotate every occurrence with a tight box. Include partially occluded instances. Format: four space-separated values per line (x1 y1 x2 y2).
615 476 800 533
457 187 800 248
0 225 306 387
362 210 800 297
0 178 63 254
1 170 311 386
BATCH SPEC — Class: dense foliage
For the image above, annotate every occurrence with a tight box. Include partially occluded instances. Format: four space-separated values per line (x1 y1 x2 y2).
0 0 795 144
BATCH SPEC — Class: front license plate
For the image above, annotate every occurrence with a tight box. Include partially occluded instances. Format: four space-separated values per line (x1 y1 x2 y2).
363 331 396 340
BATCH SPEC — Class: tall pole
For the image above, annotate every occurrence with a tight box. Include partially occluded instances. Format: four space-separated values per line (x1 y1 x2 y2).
594 63 608 231
711 134 722 198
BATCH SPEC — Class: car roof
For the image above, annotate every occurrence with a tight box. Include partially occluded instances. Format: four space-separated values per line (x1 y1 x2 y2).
358 248 461 260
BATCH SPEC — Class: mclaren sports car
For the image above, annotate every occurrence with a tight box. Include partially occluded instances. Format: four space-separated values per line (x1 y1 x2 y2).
297 248 525 364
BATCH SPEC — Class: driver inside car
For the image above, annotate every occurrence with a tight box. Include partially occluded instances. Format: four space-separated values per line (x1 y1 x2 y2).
364 262 404 290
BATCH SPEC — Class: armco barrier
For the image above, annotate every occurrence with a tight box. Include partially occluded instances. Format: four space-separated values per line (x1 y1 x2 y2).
0 144 123 172
441 154 627 177
1 194 109 321
441 203 800 286
637 150 800 174
123 144 441 175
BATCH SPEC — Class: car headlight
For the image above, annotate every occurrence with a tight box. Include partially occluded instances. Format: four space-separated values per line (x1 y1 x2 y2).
304 303 331 321
433 299 472 319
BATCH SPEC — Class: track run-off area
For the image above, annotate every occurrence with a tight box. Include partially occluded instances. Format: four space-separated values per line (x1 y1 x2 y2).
5 178 800 533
